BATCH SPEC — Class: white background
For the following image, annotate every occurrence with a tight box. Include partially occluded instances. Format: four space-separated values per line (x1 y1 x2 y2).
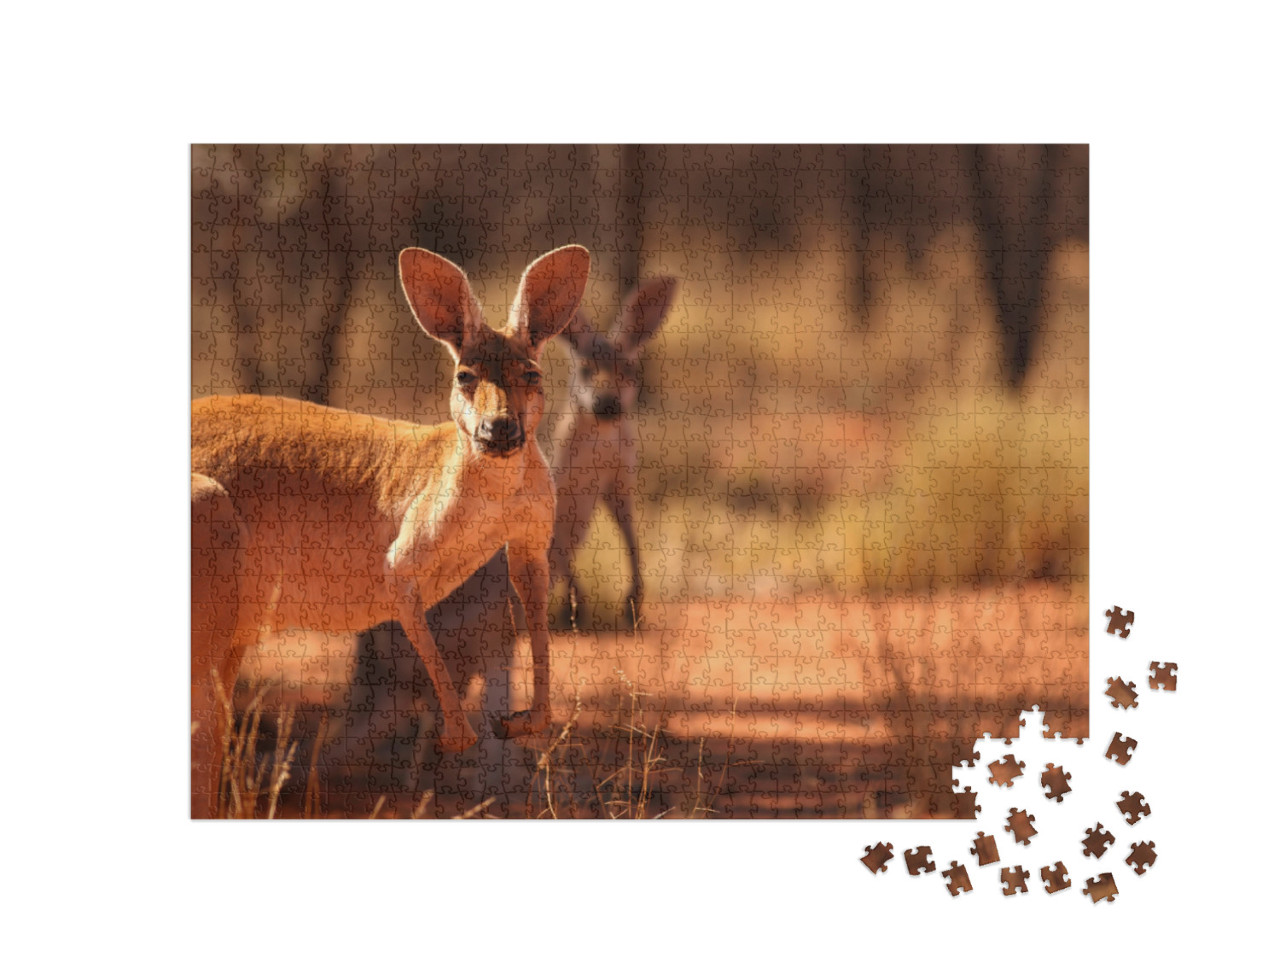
4 2 1274 958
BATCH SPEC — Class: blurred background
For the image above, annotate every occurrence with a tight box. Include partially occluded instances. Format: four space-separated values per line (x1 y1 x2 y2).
192 145 1088 818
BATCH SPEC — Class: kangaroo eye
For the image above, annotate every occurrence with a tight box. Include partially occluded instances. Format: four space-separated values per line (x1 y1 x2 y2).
455 369 477 387
523 369 542 386
579 364 593 378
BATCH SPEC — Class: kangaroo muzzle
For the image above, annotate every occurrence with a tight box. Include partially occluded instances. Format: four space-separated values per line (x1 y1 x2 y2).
591 395 623 420
476 415 525 455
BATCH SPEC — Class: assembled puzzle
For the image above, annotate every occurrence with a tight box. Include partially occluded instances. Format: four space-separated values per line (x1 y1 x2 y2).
191 145 1090 821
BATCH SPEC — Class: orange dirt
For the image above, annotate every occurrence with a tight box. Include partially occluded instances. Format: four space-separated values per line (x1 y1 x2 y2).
234 581 1086 818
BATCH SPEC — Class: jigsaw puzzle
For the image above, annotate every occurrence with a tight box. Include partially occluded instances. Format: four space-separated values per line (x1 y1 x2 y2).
1149 661 1178 691
862 842 894 874
1001 866 1031 896
970 831 1001 866
190 144 1089 819
1126 841 1158 876
1083 873 1119 904
1040 763 1072 802
904 847 936 875
1117 790 1152 825
1105 732 1138 765
1105 676 1139 709
1041 862 1072 895
1082 822 1116 859
943 861 974 897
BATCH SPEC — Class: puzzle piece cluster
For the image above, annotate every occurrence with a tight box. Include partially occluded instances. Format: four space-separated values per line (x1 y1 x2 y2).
859 603 1176 902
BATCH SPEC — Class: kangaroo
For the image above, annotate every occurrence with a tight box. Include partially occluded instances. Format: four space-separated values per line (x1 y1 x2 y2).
548 276 678 630
190 245 590 818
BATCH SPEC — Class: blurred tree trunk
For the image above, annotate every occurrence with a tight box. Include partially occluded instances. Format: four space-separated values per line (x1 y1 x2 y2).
967 144 1055 390
619 144 643 300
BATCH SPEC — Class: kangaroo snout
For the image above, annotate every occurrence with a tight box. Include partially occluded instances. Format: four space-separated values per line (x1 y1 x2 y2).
476 415 525 454
591 395 622 420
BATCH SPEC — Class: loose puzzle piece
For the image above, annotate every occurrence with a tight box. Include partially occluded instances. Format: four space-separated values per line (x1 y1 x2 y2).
1105 606 1135 638
988 753 1026 787
1117 791 1152 825
904 847 936 876
943 861 973 897
1105 676 1139 709
1126 841 1158 875
1041 763 1072 802
1105 732 1138 765
1005 808 1038 845
1041 862 1072 894
1001 865 1030 896
861 842 894 874
1149 661 1178 691
1083 873 1119 903
1082 822 1116 858
970 831 1000 866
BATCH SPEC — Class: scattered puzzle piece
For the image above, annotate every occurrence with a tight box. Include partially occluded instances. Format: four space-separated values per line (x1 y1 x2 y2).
1105 732 1138 765
970 831 1000 866
943 861 973 896
1105 606 1135 638
1082 822 1116 858
1041 862 1072 894
1001 865 1030 896
1005 808 1038 845
1105 676 1139 709
1117 790 1152 825
1083 872 1119 903
1149 661 1178 691
1126 841 1158 875
1041 763 1072 802
988 753 1026 787
861 842 894 874
904 847 936 876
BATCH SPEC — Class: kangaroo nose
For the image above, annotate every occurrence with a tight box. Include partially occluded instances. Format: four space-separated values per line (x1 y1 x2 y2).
478 416 524 451
592 396 622 420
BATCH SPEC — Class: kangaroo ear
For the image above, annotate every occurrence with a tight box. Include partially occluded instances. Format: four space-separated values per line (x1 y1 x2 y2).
508 245 591 356
558 309 598 357
612 276 678 350
399 248 480 360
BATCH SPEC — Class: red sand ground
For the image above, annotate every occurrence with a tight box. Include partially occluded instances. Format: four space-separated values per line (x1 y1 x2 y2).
233 581 1086 818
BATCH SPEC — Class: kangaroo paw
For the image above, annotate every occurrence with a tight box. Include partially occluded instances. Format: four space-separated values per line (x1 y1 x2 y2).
496 707 550 738
436 715 479 754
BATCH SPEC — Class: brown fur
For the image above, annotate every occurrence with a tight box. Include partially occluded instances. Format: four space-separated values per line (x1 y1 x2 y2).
190 245 590 818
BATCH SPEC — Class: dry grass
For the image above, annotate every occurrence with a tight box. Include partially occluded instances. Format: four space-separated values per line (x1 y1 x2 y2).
212 679 300 819
528 672 735 819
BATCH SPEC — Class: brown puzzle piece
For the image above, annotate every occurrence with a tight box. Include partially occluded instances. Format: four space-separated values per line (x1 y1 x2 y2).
943 861 973 897
1082 822 1115 858
1083 873 1119 903
1105 677 1139 709
1005 807 1038 845
861 842 894 874
1001 865 1030 895
1126 841 1158 875
1117 790 1152 825
1149 662 1178 691
1041 862 1072 894
904 847 936 876
1041 762 1072 802
1105 732 1138 765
